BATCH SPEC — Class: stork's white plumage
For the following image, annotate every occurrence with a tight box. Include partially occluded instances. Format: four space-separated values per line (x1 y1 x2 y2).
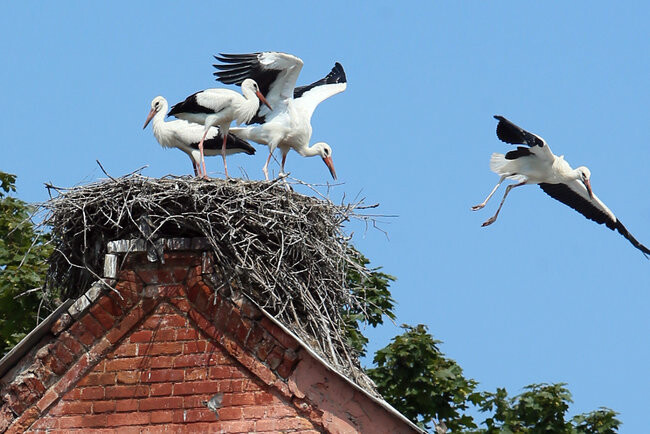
167 79 271 178
212 52 345 180
473 115 650 257
143 96 255 176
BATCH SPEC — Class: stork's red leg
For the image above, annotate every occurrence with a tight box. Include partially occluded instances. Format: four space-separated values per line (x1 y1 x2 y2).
222 132 229 178
262 151 273 181
198 129 209 179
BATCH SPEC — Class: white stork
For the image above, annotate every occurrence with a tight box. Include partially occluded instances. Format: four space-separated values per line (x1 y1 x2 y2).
212 52 345 180
143 96 255 176
472 115 650 257
167 79 271 178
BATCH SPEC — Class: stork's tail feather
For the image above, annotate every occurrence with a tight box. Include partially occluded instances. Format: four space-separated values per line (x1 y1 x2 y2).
489 153 509 175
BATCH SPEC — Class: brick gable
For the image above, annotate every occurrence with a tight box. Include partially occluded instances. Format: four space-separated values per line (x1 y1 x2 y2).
1 243 421 433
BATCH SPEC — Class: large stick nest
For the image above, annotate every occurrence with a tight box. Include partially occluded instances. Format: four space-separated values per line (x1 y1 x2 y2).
42 174 380 393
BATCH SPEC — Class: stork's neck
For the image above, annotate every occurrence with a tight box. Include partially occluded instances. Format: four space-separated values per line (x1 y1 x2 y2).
297 143 321 157
235 87 261 125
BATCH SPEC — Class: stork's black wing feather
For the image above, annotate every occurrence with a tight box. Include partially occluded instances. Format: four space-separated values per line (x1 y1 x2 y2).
191 132 255 155
293 62 347 99
505 146 533 160
539 182 650 256
213 53 280 101
494 115 545 148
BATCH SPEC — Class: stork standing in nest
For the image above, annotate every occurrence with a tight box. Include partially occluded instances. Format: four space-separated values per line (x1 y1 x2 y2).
168 79 272 178
213 52 344 180
143 96 255 176
473 115 650 256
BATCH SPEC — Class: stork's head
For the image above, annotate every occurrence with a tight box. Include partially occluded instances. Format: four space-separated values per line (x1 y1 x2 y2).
241 79 272 111
143 96 167 129
576 166 593 198
313 142 337 180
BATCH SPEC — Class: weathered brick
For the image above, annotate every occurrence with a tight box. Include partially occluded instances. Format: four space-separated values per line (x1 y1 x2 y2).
141 369 184 383
187 282 208 308
265 346 284 370
261 317 300 350
107 412 150 427
219 420 256 432
77 372 115 386
150 383 173 396
242 406 266 419
105 357 144 372
184 367 208 381
104 385 149 399
147 342 182 356
129 330 152 343
51 341 74 366
139 396 183 411
214 300 232 329
255 392 280 405
182 340 214 354
173 381 219 396
148 355 174 369
49 400 92 415
276 417 314 430
68 321 96 347
105 305 147 344
223 392 256 406
78 386 105 400
50 313 73 335
276 349 299 379
150 410 173 424
173 353 207 368
88 302 114 331
79 314 105 339
255 336 275 361
111 343 139 358
59 414 107 428
152 328 176 341
36 389 59 413
60 332 84 357
182 408 216 423
92 400 116 413
115 399 139 412
217 406 243 420
116 370 140 384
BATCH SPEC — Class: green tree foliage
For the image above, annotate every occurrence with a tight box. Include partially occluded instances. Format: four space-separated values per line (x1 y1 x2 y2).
0 171 55 355
479 383 620 433
367 324 483 432
343 248 396 356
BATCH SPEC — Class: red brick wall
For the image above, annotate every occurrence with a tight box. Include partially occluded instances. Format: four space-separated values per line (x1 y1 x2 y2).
29 304 316 433
2 248 419 433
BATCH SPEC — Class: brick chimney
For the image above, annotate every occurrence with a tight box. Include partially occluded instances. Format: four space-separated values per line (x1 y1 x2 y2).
0 238 423 433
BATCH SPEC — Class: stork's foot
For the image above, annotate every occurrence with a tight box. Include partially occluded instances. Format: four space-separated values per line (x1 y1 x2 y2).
481 217 497 227
278 171 289 179
471 203 486 211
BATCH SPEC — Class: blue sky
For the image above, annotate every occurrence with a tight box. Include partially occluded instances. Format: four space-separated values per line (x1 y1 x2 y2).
2 2 650 431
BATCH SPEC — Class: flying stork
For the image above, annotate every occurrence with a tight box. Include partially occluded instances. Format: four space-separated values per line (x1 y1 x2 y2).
143 96 255 176
212 51 345 180
472 115 650 257
167 79 271 178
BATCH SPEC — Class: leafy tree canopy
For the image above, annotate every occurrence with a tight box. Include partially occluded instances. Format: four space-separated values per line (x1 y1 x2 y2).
0 171 56 355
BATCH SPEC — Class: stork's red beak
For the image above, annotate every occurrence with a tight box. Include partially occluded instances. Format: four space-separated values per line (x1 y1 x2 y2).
143 108 156 129
323 156 337 180
584 178 593 199
256 91 273 111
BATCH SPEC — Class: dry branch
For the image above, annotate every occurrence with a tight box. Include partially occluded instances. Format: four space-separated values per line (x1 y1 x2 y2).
40 174 382 393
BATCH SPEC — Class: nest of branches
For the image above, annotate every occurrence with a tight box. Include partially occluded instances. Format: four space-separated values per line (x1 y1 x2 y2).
42 173 379 392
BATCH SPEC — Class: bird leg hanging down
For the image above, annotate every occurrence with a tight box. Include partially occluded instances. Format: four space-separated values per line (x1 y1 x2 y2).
472 175 507 211
481 181 526 227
